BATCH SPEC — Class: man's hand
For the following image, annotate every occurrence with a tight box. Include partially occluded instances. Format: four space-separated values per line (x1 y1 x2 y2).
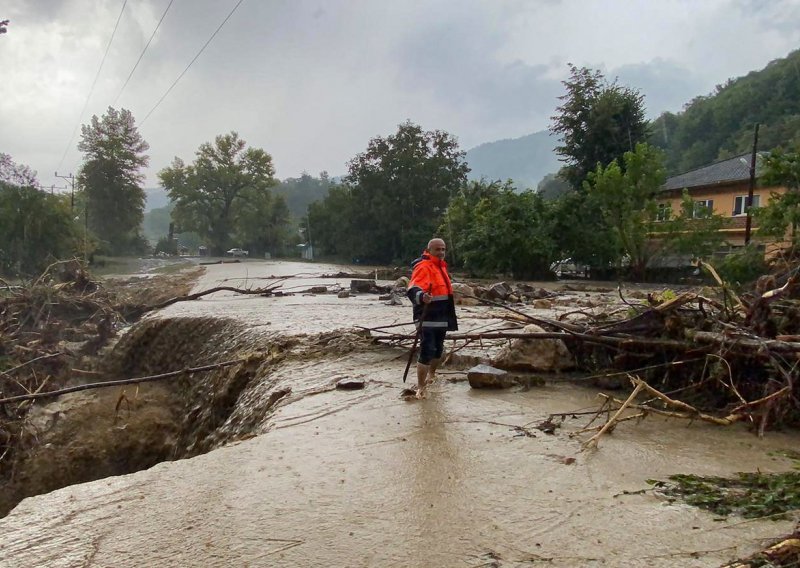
422 292 432 304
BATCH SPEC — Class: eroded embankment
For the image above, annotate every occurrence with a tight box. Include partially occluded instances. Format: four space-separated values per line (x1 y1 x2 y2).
0 315 376 517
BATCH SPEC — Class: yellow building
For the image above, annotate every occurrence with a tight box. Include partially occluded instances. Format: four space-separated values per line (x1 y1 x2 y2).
659 153 787 253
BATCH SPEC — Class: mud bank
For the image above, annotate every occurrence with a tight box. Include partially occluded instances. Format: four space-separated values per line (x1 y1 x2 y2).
1 315 375 517
1 260 798 567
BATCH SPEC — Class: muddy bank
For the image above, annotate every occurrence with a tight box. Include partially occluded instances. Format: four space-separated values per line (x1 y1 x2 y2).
1 313 377 517
0 263 204 516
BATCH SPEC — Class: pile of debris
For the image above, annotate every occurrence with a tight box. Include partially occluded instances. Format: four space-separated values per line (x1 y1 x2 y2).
373 261 800 434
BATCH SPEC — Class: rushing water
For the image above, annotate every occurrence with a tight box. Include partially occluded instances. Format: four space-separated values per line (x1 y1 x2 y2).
0 260 796 567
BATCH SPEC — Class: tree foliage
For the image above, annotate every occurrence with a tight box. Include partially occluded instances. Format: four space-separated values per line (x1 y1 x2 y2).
309 121 469 263
753 145 800 245
0 158 80 276
274 172 334 220
443 181 558 279
550 65 649 189
77 107 149 255
650 49 800 174
159 132 285 255
585 144 728 278
584 143 666 277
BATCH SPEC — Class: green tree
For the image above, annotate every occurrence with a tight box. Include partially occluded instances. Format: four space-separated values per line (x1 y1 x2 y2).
235 189 291 256
274 172 334 220
0 158 80 275
159 132 280 255
586 143 726 278
307 183 357 259
439 179 506 268
753 145 800 246
550 65 649 189
454 185 558 279
344 120 469 263
77 107 149 254
584 143 666 278
650 49 800 174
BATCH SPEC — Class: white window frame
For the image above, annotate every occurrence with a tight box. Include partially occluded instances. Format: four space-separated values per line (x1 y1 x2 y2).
733 194 760 216
655 203 671 222
693 199 714 219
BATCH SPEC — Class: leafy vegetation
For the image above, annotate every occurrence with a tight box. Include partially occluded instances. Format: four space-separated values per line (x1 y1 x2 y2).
650 49 800 174
550 64 650 190
309 121 469 264
712 244 769 289
441 180 558 279
0 182 80 276
652 471 800 519
77 107 150 255
754 144 800 247
159 132 289 256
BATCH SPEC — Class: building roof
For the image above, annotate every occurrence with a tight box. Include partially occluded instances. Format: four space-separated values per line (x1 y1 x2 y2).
663 153 762 191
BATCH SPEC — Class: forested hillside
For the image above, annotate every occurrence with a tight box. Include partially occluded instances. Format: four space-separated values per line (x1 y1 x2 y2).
650 49 800 175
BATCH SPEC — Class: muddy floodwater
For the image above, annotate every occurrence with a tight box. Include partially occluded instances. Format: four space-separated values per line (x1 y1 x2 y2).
1 260 797 567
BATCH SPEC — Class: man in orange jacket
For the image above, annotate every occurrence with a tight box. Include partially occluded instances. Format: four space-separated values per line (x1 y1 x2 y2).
406 238 458 398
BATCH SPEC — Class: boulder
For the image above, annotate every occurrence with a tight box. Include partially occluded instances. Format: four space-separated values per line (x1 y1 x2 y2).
488 282 511 300
309 286 327 294
452 282 480 305
492 324 574 372
533 298 552 310
337 290 350 298
467 364 516 389
394 276 409 291
336 378 365 390
350 280 374 293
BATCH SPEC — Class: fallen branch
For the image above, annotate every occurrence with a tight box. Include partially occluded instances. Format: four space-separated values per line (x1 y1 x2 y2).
126 283 289 318
582 380 645 449
0 359 247 405
0 352 61 379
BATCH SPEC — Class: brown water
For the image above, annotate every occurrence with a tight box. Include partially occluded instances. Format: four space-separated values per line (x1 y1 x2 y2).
0 260 796 567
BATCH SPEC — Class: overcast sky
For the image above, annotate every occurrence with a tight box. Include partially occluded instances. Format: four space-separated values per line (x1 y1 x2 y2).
2 0 799 190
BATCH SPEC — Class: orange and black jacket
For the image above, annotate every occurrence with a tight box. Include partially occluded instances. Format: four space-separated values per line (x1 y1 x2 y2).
406 252 458 331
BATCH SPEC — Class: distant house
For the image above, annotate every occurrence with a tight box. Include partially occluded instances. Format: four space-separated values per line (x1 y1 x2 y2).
658 153 788 255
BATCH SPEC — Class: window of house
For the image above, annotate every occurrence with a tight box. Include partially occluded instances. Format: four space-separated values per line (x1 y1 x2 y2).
693 199 714 218
656 203 671 221
733 194 760 216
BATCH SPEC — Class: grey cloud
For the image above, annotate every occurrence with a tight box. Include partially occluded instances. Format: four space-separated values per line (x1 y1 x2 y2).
611 59 708 117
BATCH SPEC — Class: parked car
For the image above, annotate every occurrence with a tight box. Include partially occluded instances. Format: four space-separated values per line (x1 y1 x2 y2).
226 248 249 257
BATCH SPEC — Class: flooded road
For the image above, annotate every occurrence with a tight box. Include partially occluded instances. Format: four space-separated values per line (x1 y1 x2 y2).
0 260 797 567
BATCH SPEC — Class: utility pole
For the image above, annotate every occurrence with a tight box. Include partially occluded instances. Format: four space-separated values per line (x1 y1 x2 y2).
54 171 75 211
744 123 760 246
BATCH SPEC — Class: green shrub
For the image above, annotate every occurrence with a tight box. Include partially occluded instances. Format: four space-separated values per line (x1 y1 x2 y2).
712 245 768 288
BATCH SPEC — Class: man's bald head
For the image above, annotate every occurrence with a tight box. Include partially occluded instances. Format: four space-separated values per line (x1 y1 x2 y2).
427 238 446 259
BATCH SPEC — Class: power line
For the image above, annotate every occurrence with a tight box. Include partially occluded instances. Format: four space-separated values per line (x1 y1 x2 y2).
140 0 247 126
56 0 129 172
112 0 175 107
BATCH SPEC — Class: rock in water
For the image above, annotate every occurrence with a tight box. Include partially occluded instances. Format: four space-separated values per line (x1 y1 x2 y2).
336 378 365 390
452 282 480 305
467 364 516 389
350 280 374 293
492 324 574 371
